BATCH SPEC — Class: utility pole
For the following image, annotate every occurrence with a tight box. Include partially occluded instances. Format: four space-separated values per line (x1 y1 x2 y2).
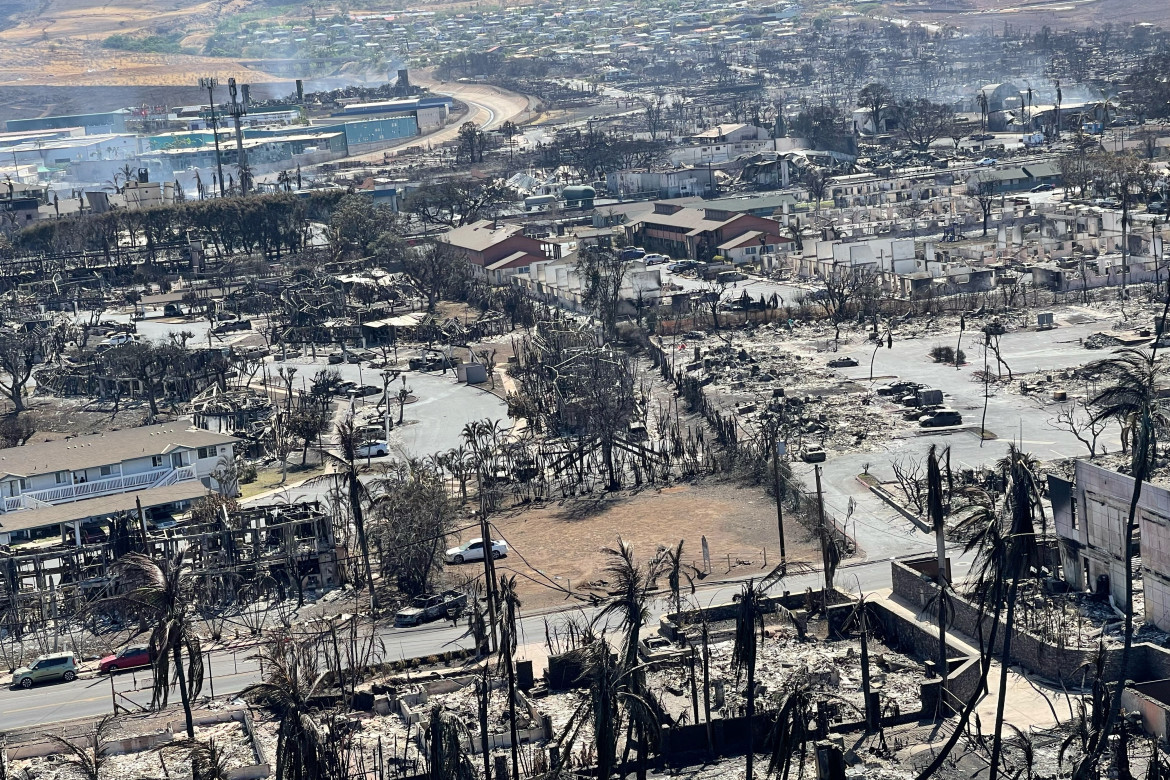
478 471 499 653
227 78 249 195
380 369 396 445
770 425 787 563
198 77 227 198
814 464 833 590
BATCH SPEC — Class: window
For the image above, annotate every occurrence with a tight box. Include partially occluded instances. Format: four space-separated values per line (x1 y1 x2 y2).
197 446 214 459
55 471 68 484
151 455 164 468
99 465 113 477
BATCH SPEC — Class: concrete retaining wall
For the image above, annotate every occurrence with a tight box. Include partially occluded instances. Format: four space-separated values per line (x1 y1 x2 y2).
892 557 1170 686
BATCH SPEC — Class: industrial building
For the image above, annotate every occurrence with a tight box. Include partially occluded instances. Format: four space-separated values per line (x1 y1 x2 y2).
5 111 128 134
332 95 453 131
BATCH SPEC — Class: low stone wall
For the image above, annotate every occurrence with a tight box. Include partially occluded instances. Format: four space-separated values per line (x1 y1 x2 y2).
4 708 269 780
661 587 854 642
867 600 981 716
892 557 1170 686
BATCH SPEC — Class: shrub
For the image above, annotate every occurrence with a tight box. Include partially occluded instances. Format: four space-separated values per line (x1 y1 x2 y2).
929 345 966 364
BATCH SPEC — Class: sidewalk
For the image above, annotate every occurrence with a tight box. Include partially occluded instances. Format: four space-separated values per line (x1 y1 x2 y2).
874 589 1074 733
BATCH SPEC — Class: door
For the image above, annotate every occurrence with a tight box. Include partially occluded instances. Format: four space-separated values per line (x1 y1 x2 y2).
466 541 484 561
171 452 185 469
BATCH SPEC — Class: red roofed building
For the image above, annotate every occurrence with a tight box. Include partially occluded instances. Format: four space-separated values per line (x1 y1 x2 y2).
624 203 791 261
437 219 560 284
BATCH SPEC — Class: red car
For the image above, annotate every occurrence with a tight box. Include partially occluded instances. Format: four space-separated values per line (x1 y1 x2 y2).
98 646 152 673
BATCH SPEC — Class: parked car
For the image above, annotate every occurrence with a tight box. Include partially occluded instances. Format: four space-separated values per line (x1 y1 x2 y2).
98 646 152 673
1030 184 1055 192
800 447 828 463
827 356 858 368
327 352 346 365
877 381 922 398
643 253 669 265
969 133 994 141
354 384 382 398
1149 202 1167 215
919 409 964 427
99 333 137 347
977 157 998 166
163 303 184 317
445 538 508 564
356 440 389 458
394 590 468 627
12 652 77 688
903 405 942 421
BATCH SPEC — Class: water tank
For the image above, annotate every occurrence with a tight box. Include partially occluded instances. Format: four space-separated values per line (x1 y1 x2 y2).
562 185 596 208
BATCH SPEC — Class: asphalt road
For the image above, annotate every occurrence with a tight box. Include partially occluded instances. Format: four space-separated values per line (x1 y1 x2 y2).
265 354 510 459
0 553 951 731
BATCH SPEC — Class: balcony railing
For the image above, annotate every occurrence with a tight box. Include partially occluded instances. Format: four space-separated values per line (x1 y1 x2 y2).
2 465 198 512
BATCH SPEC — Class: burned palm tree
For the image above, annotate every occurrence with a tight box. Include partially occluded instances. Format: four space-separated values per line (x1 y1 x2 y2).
918 445 1042 780
428 705 477 780
662 540 697 618
980 445 1044 780
765 673 816 780
598 538 666 779
499 574 523 780
242 636 329 780
926 445 951 705
112 552 204 739
306 419 378 613
731 568 787 780
161 738 233 780
552 639 659 780
47 715 115 780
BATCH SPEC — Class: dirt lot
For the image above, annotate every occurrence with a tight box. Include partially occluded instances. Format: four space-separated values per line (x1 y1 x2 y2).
475 480 822 610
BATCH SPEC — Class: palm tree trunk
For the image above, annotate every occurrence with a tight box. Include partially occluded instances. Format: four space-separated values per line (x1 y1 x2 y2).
702 629 713 754
988 567 1023 780
506 653 520 780
173 644 195 739
936 528 949 708
349 474 378 613
746 657 756 780
914 585 1006 780
478 674 492 780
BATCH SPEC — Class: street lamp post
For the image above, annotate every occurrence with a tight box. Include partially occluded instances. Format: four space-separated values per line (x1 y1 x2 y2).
198 77 227 198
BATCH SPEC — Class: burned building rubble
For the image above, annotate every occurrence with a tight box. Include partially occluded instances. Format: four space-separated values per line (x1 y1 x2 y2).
0 500 340 638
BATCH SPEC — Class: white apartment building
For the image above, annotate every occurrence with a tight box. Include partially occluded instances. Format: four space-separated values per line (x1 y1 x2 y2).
0 423 238 545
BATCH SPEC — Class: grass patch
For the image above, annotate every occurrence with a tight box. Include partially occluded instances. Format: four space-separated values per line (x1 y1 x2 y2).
238 462 329 499
102 33 191 54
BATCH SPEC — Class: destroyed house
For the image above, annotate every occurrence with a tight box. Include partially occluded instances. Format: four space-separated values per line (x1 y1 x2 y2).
0 502 340 626
0 424 238 546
